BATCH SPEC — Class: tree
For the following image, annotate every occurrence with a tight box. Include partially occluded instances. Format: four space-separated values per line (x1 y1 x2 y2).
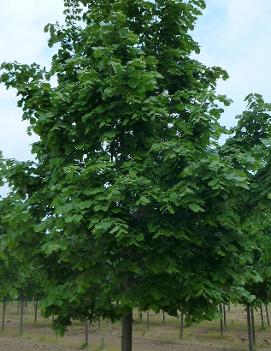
0 1 252 350
222 94 271 351
0 191 47 332
0 197 19 329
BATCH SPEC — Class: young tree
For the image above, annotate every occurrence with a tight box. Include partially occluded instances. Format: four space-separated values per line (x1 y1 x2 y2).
0 1 252 350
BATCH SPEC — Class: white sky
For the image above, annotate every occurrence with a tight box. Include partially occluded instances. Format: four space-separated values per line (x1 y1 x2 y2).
0 0 271 164
195 0 271 127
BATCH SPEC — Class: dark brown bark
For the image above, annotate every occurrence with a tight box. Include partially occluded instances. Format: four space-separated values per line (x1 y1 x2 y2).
121 310 133 351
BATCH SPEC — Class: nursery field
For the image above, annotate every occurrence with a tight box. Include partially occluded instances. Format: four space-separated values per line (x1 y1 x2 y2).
0 303 270 351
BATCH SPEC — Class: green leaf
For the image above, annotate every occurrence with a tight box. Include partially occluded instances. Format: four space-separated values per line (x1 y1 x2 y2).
189 203 204 213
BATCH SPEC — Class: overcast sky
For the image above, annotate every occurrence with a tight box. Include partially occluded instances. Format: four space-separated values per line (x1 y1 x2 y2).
0 0 271 163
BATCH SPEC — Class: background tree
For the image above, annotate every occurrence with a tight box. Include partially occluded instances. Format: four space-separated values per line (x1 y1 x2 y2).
0 191 47 332
221 94 271 350
0 1 258 350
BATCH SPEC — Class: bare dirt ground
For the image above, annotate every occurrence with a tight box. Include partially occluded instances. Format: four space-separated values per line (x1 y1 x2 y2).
0 303 270 351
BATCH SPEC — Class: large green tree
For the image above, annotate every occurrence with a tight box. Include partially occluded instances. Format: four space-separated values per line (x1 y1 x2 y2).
0 1 252 350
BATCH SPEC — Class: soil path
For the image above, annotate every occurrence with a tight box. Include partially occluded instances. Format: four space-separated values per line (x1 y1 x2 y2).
0 334 254 351
0 335 71 351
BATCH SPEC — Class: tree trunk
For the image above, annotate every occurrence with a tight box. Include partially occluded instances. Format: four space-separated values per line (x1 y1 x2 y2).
84 319 89 346
247 306 253 351
146 310 150 329
24 300 28 313
121 310 133 351
251 307 256 349
20 298 24 335
219 304 223 335
1 298 6 331
162 311 165 324
265 304 270 327
260 304 264 328
139 310 142 323
100 336 105 349
34 301 38 324
179 313 184 340
223 304 227 329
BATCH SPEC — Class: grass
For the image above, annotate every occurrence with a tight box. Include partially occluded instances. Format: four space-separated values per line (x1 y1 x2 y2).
0 303 270 350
